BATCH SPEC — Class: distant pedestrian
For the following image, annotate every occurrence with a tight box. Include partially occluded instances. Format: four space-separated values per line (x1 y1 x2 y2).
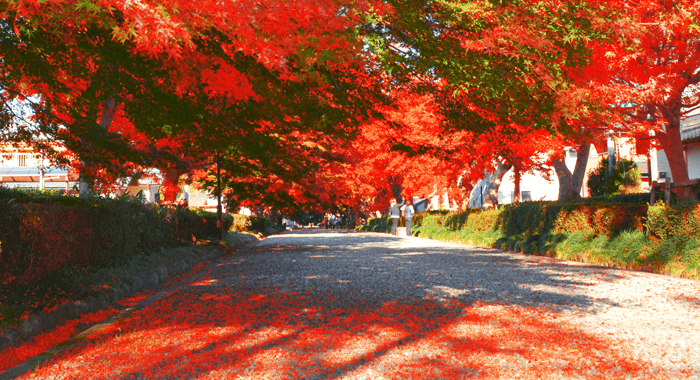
329 213 337 229
323 212 332 229
388 197 405 236
402 199 415 237
335 213 342 229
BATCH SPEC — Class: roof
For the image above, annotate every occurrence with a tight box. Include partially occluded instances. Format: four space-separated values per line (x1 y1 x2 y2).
0 167 79 183
682 115 700 141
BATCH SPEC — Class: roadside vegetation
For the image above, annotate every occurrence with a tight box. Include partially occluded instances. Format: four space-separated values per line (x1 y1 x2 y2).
0 188 275 332
359 196 700 281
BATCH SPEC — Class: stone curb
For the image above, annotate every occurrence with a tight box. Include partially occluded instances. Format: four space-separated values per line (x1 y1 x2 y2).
0 233 259 354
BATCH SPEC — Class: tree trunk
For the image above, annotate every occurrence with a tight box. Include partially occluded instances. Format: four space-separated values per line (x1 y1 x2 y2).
80 99 118 197
552 157 574 201
99 98 117 129
389 177 403 202
513 164 521 203
160 169 182 204
482 161 512 209
658 124 692 201
268 207 281 225
216 156 223 239
572 144 591 194
553 144 591 201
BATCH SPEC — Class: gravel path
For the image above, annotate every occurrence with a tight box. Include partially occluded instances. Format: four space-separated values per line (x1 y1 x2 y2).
236 230 700 378
12 229 700 379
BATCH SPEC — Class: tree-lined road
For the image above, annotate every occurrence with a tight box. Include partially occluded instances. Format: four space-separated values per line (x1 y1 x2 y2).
9 230 700 379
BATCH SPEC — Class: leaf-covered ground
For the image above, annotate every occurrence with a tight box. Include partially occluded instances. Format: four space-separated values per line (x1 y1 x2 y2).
4 230 698 379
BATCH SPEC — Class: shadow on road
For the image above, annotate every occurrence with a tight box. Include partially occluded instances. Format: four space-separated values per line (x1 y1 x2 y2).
241 229 626 314
20 230 662 380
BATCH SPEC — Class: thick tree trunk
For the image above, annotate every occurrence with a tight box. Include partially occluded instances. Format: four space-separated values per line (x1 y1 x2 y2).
513 165 521 203
482 161 512 209
161 169 183 204
553 144 591 201
552 157 574 200
658 124 692 201
99 98 117 129
572 144 591 194
80 99 118 197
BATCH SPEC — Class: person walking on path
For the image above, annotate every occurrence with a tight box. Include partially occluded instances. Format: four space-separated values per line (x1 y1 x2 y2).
329 213 337 229
402 199 415 237
335 213 342 229
388 197 405 236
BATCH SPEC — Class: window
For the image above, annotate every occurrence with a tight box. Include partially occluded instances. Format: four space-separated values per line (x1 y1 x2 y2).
17 154 28 167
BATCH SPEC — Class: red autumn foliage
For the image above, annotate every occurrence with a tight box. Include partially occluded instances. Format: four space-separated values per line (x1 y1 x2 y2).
576 0 700 200
1 0 390 202
8 279 665 379
0 308 118 372
339 91 475 213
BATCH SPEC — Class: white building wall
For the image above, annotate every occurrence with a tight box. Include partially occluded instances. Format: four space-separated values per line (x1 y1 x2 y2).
656 150 673 181
497 170 559 204
640 145 700 182
686 144 700 180
468 177 489 208
497 151 575 205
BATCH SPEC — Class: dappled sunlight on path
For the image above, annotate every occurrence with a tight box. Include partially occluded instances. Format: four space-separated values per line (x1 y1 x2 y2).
6 230 695 379
21 282 663 379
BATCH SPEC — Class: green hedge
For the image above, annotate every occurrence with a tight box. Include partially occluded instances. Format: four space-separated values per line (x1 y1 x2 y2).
357 216 392 232
645 201 700 239
362 200 700 280
191 208 234 237
0 188 232 284
230 214 251 231
496 202 647 238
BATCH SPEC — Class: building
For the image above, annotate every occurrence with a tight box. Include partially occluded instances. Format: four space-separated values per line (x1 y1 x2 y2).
468 136 653 208
1 142 163 202
0 143 78 192
657 112 700 182
181 185 226 213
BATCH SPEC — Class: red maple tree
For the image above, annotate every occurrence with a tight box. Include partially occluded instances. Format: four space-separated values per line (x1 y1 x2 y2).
579 0 700 200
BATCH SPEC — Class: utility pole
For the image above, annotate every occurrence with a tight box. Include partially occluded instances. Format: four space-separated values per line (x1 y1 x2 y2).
216 155 224 240
39 149 45 191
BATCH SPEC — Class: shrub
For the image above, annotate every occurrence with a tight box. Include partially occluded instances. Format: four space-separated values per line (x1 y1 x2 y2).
247 215 282 234
585 192 656 205
364 216 391 233
645 201 700 239
443 211 470 230
552 206 594 235
230 214 251 231
587 157 643 196
466 208 502 232
417 213 447 228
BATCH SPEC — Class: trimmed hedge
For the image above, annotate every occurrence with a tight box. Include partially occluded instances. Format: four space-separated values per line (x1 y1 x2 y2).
0 188 232 284
364 200 700 280
645 201 700 239
357 216 391 233
497 202 647 238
